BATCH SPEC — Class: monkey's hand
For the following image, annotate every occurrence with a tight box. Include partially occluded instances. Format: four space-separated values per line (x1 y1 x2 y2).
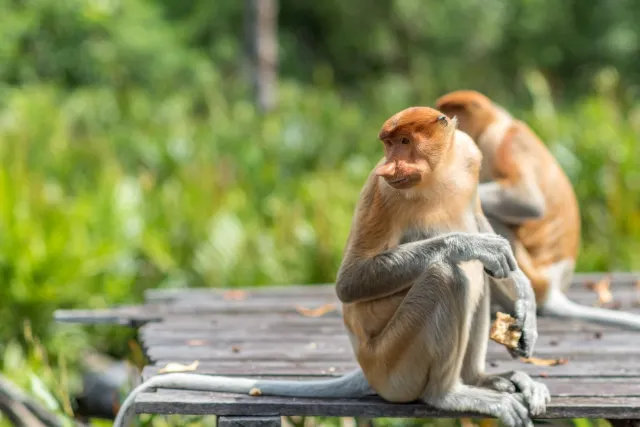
444 233 517 280
508 269 539 359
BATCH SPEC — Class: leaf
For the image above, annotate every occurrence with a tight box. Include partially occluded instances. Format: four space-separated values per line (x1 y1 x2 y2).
223 290 248 300
295 303 336 317
158 361 199 374
520 356 568 366
585 275 613 305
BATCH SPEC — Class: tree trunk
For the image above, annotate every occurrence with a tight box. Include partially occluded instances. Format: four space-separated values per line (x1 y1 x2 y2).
244 0 278 113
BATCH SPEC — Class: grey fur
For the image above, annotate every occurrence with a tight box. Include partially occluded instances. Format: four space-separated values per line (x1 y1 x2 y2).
478 182 545 225
336 232 519 304
113 369 374 427
416 264 544 427
541 289 640 329
475 209 539 359
424 384 533 427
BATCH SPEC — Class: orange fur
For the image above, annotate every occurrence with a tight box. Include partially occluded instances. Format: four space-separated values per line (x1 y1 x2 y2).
436 90 581 304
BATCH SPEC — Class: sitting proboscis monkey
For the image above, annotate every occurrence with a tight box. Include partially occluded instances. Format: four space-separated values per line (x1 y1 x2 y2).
112 106 548 427
436 89 640 329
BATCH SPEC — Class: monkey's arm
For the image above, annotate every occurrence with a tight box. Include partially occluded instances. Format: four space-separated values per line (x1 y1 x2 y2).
478 180 545 225
336 232 519 304
479 123 546 224
475 206 539 358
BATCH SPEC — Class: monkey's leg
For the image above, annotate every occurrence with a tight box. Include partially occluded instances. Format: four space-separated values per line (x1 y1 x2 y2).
539 260 640 330
461 283 549 416
475 210 539 358
369 263 531 427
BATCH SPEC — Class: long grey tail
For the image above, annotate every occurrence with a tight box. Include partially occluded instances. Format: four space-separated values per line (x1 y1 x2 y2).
113 369 373 427
541 290 640 329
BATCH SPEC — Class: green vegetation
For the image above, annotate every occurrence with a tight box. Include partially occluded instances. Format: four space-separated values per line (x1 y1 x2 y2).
1 0 639 426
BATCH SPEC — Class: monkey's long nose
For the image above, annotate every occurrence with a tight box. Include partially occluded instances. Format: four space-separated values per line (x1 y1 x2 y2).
375 161 396 178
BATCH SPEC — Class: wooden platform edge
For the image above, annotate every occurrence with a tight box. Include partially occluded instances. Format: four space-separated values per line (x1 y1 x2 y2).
53 305 162 327
133 391 640 419
143 272 640 303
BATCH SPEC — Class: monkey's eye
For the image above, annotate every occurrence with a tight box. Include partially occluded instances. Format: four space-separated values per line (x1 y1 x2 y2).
401 138 410 144
437 115 448 126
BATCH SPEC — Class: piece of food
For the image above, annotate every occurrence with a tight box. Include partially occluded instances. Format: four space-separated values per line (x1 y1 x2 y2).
249 387 262 396
294 303 336 317
489 312 522 349
521 356 568 366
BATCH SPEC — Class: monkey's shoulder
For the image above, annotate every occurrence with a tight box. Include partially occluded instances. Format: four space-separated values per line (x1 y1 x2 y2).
453 129 483 172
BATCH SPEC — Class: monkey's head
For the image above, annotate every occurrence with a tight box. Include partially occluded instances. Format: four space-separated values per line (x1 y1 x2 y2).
376 106 456 190
435 90 498 141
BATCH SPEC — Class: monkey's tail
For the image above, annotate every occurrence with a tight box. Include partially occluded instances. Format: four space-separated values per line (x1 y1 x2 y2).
542 290 640 330
113 369 373 427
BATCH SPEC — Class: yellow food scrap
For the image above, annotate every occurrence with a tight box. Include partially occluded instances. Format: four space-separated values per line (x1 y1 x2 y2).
521 356 568 366
249 387 262 396
489 312 521 349
294 303 336 317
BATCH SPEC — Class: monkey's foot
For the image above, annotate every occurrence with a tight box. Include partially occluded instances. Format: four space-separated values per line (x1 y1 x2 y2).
424 385 532 427
479 372 550 416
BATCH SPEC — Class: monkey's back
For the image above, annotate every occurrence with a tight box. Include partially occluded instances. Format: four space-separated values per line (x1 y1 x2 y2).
510 122 581 269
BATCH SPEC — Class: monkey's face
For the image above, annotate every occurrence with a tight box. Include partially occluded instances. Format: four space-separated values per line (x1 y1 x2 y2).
376 107 455 190
435 90 497 141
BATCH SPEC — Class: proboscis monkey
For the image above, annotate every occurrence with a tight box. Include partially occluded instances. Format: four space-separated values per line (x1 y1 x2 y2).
436 89 640 329
112 107 548 427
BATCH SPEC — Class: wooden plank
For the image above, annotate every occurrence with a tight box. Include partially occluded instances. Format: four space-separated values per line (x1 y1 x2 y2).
131 375 640 397
147 293 640 315
142 354 640 378
141 284 639 308
145 284 338 303
53 306 162 327
54 273 640 326
140 312 636 334
57 298 636 328
143 272 640 303
218 416 281 427
139 327 634 347
141 332 640 362
133 391 640 419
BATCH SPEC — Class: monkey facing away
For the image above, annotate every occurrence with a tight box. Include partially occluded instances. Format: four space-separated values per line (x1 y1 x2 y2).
436 89 640 329
112 106 548 427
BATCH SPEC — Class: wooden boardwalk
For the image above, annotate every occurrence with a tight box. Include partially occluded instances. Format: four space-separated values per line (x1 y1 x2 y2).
54 273 640 422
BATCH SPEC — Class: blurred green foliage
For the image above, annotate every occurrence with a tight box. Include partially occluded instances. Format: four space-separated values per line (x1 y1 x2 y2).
0 0 639 425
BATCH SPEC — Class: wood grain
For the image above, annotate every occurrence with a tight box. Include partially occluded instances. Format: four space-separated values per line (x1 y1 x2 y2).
133 391 640 419
51 272 640 420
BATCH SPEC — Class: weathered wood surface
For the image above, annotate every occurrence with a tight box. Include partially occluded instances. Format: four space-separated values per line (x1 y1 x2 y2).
53 273 640 419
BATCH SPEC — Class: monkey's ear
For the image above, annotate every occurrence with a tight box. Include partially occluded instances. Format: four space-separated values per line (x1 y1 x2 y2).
436 115 448 127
